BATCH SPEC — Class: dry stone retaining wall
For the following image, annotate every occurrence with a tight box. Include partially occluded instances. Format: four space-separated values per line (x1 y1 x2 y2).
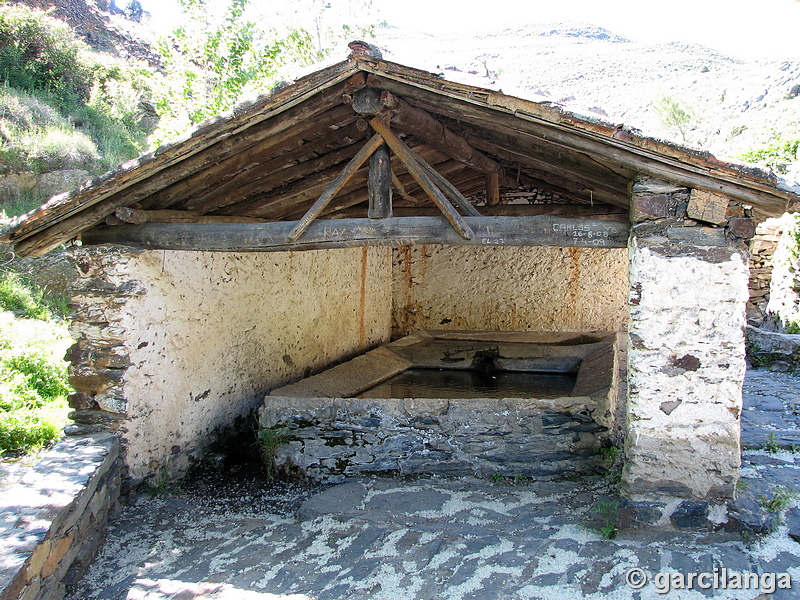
0 434 121 600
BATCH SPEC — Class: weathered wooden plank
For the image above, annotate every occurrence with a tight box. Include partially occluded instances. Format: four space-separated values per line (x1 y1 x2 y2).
214 140 449 219
185 136 364 214
463 132 630 207
369 118 474 240
82 216 630 251
142 106 358 210
327 204 629 221
368 144 393 218
113 208 267 223
289 133 385 241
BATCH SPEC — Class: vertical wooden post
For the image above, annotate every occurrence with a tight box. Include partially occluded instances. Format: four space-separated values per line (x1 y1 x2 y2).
368 143 393 219
486 172 501 205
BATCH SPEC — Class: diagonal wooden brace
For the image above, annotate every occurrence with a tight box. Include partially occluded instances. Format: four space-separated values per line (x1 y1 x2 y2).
288 133 385 241
369 118 474 240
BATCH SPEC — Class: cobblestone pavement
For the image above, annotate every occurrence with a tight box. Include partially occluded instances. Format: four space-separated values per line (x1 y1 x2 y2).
67 369 800 600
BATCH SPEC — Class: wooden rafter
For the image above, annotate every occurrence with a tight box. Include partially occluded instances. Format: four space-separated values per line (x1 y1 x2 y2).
289 133 385 241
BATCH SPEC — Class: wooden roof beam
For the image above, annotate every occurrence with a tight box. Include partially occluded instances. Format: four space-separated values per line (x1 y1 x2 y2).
82 215 631 252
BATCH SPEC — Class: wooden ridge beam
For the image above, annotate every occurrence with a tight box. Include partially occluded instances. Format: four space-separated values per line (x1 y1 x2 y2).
82 216 631 252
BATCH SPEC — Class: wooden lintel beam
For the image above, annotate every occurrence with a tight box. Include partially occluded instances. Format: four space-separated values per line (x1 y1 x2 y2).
82 216 630 251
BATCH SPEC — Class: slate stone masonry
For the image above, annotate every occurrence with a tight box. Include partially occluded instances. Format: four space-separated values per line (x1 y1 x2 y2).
261 396 609 483
622 176 754 527
0 434 121 600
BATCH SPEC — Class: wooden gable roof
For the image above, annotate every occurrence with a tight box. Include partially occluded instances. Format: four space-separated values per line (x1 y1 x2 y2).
2 48 798 257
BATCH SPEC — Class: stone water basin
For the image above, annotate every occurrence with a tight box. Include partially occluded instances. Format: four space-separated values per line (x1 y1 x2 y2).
259 330 621 482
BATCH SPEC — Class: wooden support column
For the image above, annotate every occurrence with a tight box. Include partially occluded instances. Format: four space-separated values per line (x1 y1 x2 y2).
486 172 500 205
368 143 393 219
369 118 474 239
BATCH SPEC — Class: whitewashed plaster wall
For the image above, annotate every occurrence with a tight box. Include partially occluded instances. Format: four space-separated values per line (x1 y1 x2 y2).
391 245 629 336
69 245 392 482
624 238 749 502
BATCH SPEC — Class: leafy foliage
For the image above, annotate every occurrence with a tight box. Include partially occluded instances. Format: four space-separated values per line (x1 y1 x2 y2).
152 0 317 142
651 95 696 142
0 296 71 457
740 130 800 174
0 5 94 109
0 5 154 182
151 0 378 144
591 499 619 539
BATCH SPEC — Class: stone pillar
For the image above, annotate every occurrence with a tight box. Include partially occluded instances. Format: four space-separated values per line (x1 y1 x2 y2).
621 177 752 527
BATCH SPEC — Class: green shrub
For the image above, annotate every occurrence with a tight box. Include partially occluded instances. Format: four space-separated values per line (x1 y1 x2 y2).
0 270 51 320
0 406 63 456
0 6 154 176
740 134 800 174
651 95 696 142
0 5 94 110
4 352 70 400
0 309 72 457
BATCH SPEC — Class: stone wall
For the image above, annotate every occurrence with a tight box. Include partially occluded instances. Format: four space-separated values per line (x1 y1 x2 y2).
764 213 800 330
0 434 121 600
67 245 393 484
747 217 784 327
391 245 629 337
622 177 752 527
261 396 608 483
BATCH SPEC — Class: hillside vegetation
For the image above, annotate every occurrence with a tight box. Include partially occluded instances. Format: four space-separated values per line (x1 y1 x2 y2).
0 267 71 457
0 4 155 215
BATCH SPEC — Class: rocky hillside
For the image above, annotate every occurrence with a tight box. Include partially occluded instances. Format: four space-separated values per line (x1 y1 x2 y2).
373 24 800 182
8 0 162 68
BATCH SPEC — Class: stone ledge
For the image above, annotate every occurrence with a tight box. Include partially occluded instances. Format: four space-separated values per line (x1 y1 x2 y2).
746 325 800 359
0 433 121 600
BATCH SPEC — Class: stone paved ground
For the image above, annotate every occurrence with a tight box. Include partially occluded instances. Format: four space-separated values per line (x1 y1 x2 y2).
66 369 800 600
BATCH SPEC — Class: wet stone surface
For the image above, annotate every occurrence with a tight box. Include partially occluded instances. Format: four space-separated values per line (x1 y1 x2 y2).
66 369 800 600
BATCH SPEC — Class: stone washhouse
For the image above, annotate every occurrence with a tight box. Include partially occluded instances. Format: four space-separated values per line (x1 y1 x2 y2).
3 43 799 528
